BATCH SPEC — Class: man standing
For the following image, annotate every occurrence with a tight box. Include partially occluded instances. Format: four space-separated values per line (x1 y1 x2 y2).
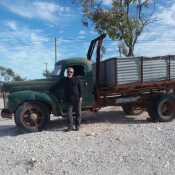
64 67 82 131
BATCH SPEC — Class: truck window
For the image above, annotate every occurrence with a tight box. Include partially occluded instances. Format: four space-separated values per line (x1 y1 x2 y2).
64 65 85 77
53 64 62 76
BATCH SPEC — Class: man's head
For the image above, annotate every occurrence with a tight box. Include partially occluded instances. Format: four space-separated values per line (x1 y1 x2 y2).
67 67 74 79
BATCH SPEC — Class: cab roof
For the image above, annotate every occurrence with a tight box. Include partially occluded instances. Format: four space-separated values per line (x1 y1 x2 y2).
55 57 90 66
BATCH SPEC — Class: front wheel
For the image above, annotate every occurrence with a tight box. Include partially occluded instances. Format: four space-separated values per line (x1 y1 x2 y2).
15 102 50 132
122 104 144 115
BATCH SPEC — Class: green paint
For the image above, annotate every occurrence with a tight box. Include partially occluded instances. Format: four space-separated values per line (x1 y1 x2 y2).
3 57 94 115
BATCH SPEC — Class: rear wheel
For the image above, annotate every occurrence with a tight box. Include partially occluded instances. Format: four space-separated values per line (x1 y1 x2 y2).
15 102 50 132
147 95 175 122
122 104 144 115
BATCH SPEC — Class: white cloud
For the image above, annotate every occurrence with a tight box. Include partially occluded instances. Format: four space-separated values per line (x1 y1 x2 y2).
77 35 86 39
79 30 86 35
0 21 54 79
0 0 70 23
102 0 113 5
156 3 175 27
30 33 49 44
133 2 175 57
2 21 49 45
5 21 17 30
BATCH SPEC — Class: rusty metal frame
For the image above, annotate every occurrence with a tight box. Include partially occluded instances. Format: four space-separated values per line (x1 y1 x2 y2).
89 79 175 111
91 34 106 101
168 55 171 80
99 80 175 96
140 57 143 83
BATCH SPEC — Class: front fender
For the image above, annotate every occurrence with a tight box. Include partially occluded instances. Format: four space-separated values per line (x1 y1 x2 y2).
8 90 62 115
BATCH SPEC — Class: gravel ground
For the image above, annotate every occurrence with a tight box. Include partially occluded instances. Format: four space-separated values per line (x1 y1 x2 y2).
0 106 175 175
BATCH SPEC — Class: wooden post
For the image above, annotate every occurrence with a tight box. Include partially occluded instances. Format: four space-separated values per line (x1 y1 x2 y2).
140 57 143 83
168 56 171 80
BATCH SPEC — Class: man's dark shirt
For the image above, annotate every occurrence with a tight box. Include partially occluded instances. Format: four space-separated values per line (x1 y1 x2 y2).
63 77 82 103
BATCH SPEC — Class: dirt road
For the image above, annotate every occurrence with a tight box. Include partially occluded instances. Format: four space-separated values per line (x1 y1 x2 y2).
0 106 175 175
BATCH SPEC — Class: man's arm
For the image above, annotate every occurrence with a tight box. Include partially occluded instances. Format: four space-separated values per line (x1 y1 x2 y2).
78 79 82 99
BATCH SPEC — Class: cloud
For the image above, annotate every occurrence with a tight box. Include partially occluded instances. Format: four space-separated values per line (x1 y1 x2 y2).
0 0 70 23
156 3 175 27
102 0 112 5
0 21 55 79
133 2 175 57
79 30 86 35
1 20 49 45
5 21 17 30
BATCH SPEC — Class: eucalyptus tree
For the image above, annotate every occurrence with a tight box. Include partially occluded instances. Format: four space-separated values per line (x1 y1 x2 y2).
0 66 24 82
76 0 155 56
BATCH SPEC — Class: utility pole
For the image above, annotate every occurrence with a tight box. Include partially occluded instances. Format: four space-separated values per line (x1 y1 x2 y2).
44 62 48 73
118 47 122 57
54 37 57 64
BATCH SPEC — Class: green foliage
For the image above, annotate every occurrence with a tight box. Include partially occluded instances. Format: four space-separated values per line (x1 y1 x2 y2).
0 66 24 82
77 0 154 56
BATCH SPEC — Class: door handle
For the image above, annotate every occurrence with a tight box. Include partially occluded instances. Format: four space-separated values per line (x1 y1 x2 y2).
84 81 88 87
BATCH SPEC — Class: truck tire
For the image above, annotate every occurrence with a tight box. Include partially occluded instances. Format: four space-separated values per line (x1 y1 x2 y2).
147 95 175 122
15 102 50 132
146 94 162 122
122 104 144 115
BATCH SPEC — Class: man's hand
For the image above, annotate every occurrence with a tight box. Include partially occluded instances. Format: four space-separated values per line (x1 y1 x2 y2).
80 97 83 103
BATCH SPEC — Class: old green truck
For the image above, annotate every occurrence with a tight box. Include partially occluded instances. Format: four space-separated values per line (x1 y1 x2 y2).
1 34 175 132
1 57 96 131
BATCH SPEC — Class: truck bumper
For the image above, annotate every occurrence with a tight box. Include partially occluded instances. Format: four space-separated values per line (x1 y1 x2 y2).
1 108 12 119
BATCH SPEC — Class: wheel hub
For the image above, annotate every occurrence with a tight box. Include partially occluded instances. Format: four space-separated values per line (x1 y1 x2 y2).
159 99 175 120
30 113 38 121
161 102 173 116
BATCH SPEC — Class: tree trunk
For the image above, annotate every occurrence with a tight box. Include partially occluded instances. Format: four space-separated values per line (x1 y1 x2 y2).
128 47 134 57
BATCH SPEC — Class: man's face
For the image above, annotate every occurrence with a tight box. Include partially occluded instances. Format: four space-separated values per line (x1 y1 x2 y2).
67 68 74 78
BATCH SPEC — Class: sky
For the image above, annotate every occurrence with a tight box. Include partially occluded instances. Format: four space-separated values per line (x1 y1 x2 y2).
0 0 175 79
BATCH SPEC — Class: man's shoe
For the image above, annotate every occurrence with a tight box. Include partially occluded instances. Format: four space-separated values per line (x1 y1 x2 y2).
75 125 80 131
64 127 74 132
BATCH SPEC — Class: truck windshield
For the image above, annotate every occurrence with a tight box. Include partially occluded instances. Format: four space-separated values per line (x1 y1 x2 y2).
52 64 62 76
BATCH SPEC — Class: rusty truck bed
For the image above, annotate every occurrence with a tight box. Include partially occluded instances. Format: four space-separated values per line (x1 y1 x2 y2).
93 55 175 98
98 80 175 96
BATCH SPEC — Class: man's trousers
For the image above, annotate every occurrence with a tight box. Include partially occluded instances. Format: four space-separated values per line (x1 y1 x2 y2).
67 100 82 128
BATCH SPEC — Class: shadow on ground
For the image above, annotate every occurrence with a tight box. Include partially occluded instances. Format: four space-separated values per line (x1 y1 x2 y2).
47 110 150 131
0 110 150 136
0 124 25 137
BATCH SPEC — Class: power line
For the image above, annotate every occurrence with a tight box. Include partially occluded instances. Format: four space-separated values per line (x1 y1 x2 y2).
2 37 175 48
